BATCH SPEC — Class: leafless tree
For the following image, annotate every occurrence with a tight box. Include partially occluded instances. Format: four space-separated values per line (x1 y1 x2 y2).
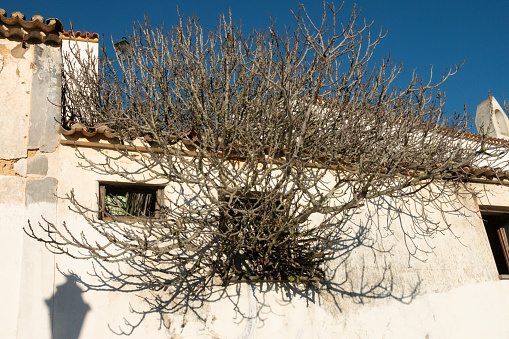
27 3 505 311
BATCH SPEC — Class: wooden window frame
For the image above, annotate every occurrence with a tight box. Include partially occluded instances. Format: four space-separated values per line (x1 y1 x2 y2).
480 207 509 278
99 182 165 220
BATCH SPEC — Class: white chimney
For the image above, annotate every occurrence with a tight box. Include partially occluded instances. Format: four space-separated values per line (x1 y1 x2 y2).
476 96 509 140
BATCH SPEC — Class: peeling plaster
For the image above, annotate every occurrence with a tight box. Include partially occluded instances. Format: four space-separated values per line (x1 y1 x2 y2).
0 158 16 176
11 42 28 59
0 40 33 159
0 157 29 177
0 45 8 76
27 149 38 159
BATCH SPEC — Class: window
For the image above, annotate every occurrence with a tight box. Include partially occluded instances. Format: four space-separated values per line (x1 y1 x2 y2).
480 208 509 276
219 191 286 280
99 183 164 220
217 190 325 284
219 191 283 233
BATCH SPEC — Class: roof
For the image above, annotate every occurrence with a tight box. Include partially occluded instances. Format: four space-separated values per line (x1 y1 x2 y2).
462 131 506 145
63 30 99 43
60 123 509 183
460 166 509 182
0 8 63 44
61 124 508 144
61 123 115 139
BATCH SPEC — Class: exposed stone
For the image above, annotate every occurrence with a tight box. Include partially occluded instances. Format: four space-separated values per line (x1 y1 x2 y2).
14 158 27 176
11 42 28 58
27 149 38 158
0 158 15 175
27 154 47 175
27 44 61 153
26 177 57 204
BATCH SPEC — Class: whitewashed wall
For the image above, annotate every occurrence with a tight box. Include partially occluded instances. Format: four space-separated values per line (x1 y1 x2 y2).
0 37 61 338
43 144 509 339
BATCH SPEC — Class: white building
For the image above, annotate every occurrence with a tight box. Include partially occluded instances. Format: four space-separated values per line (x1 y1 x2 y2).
2 8 509 339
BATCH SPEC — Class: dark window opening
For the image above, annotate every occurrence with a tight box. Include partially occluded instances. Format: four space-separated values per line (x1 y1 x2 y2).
219 192 283 234
99 183 164 220
219 191 287 279
481 211 509 275
217 191 325 285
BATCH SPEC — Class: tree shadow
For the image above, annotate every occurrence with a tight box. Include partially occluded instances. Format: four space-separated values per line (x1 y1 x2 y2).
59 207 422 336
45 274 90 339
34 178 468 336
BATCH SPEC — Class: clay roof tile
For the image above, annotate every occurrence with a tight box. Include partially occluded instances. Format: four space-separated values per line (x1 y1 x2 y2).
0 8 63 44
63 30 99 42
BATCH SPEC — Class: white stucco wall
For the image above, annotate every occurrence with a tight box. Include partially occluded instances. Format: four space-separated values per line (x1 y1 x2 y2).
0 176 26 338
0 38 33 338
3 134 509 338
0 40 33 159
0 36 62 339
61 38 99 73
34 143 509 339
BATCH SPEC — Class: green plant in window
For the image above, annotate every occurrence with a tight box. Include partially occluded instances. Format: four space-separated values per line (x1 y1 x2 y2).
105 193 128 216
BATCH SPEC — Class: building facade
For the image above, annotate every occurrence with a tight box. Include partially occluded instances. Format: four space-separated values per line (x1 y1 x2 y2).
2 9 509 339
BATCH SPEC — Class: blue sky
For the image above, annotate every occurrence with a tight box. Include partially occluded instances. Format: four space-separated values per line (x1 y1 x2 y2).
8 0 509 131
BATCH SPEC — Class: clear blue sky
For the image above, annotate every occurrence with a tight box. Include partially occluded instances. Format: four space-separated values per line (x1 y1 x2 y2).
8 0 509 132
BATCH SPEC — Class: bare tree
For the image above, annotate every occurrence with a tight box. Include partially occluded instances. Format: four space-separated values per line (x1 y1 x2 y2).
28 3 504 309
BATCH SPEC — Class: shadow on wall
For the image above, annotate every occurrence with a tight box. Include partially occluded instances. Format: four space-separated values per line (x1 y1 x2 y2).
28 181 438 336
45 274 91 339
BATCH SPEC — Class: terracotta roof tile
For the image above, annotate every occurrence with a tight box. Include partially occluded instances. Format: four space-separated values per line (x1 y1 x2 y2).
0 8 63 44
462 131 507 145
61 123 116 139
61 123 509 183
63 30 99 42
466 167 509 182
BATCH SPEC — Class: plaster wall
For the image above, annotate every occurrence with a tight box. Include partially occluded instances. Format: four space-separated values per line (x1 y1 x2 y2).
0 176 26 338
1 157 60 339
0 38 34 338
61 38 99 71
5 135 509 338
15 199 56 339
41 144 509 338
0 36 62 338
0 40 33 159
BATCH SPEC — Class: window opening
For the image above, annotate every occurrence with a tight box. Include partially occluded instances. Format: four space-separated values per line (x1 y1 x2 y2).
99 183 164 220
220 192 282 231
481 211 509 275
